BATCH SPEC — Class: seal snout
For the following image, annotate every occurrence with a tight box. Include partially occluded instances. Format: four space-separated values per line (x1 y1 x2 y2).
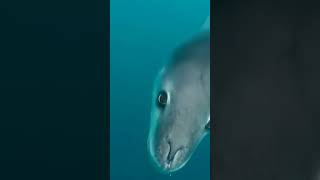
165 140 184 169
149 136 187 173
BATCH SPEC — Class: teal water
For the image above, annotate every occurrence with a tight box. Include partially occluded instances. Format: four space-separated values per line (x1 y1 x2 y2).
110 0 210 179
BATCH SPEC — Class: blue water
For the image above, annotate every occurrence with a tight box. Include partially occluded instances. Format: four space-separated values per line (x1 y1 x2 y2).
110 0 210 179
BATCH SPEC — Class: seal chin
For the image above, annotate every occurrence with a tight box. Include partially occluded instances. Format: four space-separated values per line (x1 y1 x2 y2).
147 134 194 174
160 148 185 173
150 144 189 174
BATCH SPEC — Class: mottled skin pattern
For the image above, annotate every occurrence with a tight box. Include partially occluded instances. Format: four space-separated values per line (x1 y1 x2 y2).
147 31 210 173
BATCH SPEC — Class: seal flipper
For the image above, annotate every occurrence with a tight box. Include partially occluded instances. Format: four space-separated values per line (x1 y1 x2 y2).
205 117 210 130
202 15 210 132
202 16 210 131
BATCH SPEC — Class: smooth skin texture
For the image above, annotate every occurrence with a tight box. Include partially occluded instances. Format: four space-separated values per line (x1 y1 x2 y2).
148 31 211 174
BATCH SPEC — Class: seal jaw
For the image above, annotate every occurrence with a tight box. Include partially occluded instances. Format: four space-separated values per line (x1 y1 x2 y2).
148 136 188 174
163 141 185 172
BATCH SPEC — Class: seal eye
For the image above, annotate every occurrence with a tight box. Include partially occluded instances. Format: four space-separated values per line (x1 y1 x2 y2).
157 90 168 108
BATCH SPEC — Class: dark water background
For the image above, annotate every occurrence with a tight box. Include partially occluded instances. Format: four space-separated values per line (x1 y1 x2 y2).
110 0 210 179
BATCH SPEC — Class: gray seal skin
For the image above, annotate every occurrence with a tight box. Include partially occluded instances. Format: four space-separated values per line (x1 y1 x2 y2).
147 31 210 174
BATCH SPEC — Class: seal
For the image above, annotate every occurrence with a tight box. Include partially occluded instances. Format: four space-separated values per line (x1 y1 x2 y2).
147 30 210 173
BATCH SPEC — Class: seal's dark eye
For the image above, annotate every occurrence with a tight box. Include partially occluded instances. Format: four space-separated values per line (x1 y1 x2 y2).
157 90 168 107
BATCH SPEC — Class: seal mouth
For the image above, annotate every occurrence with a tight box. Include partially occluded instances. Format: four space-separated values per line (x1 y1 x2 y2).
163 141 185 171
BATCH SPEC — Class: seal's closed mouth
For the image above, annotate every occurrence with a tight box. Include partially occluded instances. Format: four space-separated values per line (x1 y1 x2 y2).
163 141 185 171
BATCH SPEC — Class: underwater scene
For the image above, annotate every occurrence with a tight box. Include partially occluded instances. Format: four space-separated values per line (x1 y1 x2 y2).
110 0 210 179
